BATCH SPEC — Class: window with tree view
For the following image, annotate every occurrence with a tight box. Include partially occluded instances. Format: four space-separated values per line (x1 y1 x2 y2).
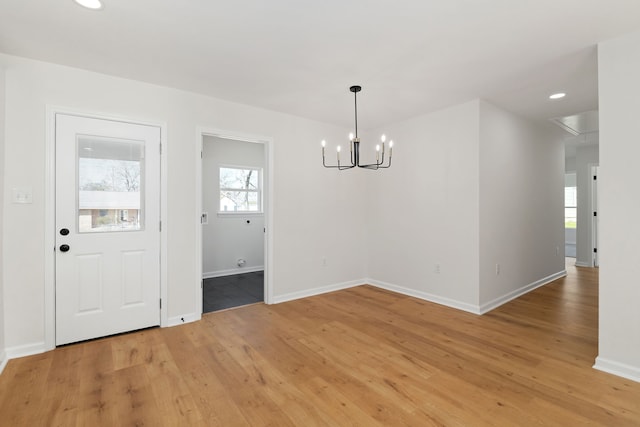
219 166 262 212
565 186 577 229
77 136 144 233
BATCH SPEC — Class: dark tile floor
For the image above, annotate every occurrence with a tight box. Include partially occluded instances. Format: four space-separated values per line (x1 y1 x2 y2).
203 271 264 313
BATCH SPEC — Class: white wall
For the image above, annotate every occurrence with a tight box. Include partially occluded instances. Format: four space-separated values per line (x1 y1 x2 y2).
478 102 566 310
565 155 576 173
365 100 565 314
575 144 599 266
202 136 264 277
366 101 481 312
596 29 640 382
0 53 367 351
0 64 6 371
564 172 576 187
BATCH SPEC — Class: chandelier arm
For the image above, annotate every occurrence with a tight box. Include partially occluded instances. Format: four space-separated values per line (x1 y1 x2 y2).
358 156 383 168
376 157 392 168
354 90 358 139
360 163 389 169
322 162 356 169
324 155 390 169
350 140 355 165
322 151 357 169
353 140 360 167
358 155 392 169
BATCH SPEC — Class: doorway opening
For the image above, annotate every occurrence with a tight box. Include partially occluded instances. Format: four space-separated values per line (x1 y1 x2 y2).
564 172 577 258
196 129 272 314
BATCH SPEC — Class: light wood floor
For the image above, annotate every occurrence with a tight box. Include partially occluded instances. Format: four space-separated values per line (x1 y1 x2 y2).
1 261 639 426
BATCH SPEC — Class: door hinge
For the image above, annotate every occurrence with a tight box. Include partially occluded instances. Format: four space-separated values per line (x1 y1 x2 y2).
200 151 203 159
160 298 162 309
593 248 598 253
159 220 162 232
593 212 597 217
593 175 597 180
160 143 163 155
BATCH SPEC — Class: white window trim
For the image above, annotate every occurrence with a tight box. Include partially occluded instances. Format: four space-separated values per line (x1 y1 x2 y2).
217 211 264 218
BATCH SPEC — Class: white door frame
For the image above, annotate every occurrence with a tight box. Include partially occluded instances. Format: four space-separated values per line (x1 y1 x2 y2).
590 164 599 267
195 127 274 312
44 106 168 351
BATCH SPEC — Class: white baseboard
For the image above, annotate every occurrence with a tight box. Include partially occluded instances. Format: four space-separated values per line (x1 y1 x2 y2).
575 261 590 267
203 266 264 279
0 350 7 375
272 279 363 304
594 357 640 383
5 341 47 360
479 270 567 314
367 278 482 314
167 312 201 327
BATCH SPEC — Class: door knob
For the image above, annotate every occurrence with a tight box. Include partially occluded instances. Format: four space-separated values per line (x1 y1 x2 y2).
60 228 70 236
59 244 70 252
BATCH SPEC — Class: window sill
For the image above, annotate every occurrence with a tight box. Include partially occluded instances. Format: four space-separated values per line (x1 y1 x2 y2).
217 212 264 218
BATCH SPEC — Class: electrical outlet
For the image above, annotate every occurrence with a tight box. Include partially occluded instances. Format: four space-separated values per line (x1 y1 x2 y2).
435 263 441 274
495 263 500 275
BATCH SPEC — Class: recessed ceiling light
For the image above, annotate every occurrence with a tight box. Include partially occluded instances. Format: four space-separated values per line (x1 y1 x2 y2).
73 0 103 10
549 92 566 100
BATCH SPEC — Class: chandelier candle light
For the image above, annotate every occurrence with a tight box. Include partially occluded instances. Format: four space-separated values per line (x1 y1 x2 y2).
321 85 393 170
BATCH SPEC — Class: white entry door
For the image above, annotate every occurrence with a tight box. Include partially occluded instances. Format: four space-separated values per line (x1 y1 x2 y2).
55 114 161 345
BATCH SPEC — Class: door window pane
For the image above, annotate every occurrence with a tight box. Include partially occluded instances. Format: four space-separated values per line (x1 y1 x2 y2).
77 136 144 232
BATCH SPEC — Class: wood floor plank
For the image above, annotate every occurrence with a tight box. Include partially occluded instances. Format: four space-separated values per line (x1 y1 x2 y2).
0 354 54 426
161 325 250 426
144 341 203 425
109 364 164 426
1 261 640 426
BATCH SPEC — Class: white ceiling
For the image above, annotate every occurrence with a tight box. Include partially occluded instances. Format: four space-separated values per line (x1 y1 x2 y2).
1 1 640 129
550 110 599 136
555 110 600 159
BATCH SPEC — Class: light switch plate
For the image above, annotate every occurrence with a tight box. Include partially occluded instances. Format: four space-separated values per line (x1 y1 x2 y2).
12 187 33 204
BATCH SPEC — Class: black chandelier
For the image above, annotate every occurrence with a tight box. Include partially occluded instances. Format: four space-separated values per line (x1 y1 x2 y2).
321 85 393 170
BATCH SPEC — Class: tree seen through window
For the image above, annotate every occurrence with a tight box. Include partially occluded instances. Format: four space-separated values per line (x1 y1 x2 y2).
219 167 261 212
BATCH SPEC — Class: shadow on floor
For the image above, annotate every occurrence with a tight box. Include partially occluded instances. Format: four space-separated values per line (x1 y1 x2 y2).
203 271 264 313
